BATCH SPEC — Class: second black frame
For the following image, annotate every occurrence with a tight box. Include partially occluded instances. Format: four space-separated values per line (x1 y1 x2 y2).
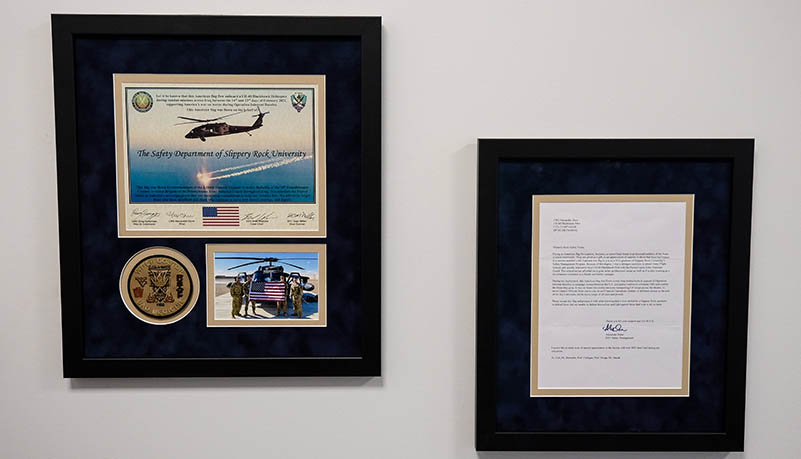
476 139 753 451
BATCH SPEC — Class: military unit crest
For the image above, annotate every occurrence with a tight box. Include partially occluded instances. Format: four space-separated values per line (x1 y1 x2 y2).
131 90 153 113
290 92 307 112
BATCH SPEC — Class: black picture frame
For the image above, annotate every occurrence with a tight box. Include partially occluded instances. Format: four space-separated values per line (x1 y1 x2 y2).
476 139 753 451
52 14 381 378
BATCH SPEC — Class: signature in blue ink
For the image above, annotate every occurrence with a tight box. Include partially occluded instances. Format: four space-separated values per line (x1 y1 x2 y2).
602 323 627 332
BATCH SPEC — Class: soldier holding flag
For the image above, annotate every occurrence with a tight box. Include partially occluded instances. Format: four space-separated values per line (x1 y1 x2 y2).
243 274 256 315
276 272 289 317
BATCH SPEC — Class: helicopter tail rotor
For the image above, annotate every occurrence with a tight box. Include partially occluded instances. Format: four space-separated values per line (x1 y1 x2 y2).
251 106 269 128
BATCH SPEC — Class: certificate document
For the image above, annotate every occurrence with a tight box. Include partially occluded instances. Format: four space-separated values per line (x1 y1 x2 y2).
531 195 693 397
114 74 325 237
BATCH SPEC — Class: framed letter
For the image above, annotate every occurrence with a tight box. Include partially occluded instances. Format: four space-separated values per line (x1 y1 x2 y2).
532 195 693 397
476 139 753 452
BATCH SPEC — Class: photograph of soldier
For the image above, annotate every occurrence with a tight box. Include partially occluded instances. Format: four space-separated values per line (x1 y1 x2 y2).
229 274 246 318
209 248 323 324
289 274 304 317
243 274 256 315
276 272 289 317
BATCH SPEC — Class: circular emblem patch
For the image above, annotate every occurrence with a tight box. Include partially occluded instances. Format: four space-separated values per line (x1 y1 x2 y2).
119 247 199 325
131 91 153 113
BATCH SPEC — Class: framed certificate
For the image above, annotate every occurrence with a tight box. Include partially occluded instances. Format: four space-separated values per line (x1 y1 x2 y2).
476 139 753 451
52 15 381 377
114 74 326 237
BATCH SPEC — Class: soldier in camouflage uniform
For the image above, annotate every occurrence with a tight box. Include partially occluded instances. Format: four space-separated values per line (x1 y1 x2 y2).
289 275 304 317
276 272 289 317
243 274 256 315
230 275 246 318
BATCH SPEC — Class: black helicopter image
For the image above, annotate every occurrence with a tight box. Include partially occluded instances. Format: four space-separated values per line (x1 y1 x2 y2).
177 107 269 142
215 255 317 309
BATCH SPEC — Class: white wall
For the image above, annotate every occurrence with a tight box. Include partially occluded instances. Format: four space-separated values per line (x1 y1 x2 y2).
1 1 800 458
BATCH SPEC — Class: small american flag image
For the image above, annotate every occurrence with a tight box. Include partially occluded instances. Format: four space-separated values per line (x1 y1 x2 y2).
202 206 239 227
249 281 286 302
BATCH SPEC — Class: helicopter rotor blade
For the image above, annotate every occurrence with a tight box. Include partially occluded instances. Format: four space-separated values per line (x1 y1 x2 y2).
175 111 246 126
226 261 265 270
276 261 305 270
203 111 246 122
215 257 270 261
215 256 315 261
214 255 312 271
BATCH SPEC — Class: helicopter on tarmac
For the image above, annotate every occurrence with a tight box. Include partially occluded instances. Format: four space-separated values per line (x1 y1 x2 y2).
177 107 269 142
215 255 316 308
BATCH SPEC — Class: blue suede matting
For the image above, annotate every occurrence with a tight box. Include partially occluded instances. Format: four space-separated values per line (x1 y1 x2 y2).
496 159 731 432
73 37 362 358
